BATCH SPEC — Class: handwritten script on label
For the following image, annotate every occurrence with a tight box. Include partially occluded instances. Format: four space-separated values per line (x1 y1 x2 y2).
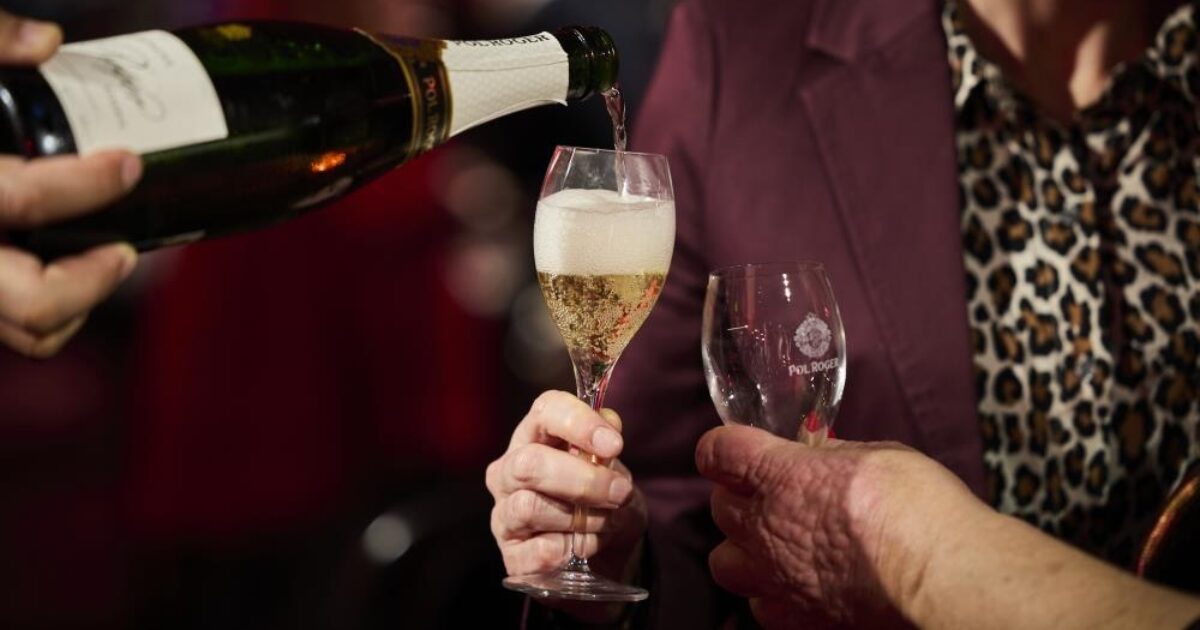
40 30 228 155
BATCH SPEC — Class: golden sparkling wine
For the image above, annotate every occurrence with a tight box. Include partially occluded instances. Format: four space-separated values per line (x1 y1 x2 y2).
533 187 675 366
537 271 666 365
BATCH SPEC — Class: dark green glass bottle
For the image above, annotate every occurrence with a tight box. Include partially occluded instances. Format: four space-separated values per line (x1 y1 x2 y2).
0 23 618 257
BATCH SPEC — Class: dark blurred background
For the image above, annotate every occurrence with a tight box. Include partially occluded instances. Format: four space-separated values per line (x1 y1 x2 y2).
0 0 674 627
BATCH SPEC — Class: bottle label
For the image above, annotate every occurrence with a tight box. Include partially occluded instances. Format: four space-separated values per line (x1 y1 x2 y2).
39 30 229 155
368 32 569 141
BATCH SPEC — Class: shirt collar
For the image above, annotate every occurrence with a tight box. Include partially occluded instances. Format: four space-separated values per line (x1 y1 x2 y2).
1145 2 1200 104
943 0 983 112
942 0 1200 112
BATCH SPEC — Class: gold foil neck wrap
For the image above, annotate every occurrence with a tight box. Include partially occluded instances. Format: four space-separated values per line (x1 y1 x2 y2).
355 29 451 158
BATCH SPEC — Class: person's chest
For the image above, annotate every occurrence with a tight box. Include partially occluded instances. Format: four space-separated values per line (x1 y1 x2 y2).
690 20 981 477
948 0 1200 562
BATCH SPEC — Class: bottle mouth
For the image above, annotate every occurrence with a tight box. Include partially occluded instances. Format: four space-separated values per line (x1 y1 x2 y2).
560 26 619 100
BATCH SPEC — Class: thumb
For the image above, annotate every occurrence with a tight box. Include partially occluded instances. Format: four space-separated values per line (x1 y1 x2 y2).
695 425 786 495
0 10 62 65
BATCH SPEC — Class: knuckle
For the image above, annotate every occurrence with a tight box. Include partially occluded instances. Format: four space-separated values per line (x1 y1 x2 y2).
530 390 567 418
508 446 543 485
503 539 558 576
562 405 592 431
484 459 502 495
531 390 556 414
507 490 540 526
563 414 602 449
489 505 507 541
538 389 579 415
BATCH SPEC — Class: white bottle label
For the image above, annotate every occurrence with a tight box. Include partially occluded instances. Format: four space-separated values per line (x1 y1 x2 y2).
441 33 569 137
38 30 229 155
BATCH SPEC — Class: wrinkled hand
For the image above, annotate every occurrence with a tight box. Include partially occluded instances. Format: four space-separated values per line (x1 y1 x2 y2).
0 10 141 358
696 426 973 629
486 391 647 583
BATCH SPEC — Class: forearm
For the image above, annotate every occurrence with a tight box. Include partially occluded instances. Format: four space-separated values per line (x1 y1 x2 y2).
900 498 1200 630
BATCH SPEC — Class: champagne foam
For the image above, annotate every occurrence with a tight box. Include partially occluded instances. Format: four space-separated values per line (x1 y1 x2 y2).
534 188 675 275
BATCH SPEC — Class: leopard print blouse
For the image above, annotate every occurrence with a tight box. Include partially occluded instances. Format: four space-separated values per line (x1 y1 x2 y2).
944 0 1200 565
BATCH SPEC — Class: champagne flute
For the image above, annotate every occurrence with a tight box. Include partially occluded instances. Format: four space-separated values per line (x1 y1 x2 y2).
503 146 674 601
701 262 846 444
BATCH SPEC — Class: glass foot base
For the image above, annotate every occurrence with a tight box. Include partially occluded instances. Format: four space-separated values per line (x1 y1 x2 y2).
503 568 648 602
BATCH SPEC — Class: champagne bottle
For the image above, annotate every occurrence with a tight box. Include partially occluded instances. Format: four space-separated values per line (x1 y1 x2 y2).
0 23 617 257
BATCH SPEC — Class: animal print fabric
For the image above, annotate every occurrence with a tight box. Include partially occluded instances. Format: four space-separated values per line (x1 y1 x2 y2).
944 0 1200 565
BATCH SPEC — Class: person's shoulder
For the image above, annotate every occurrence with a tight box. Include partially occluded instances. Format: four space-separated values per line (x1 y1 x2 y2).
678 0 817 35
680 0 815 19
679 0 939 60
665 0 819 64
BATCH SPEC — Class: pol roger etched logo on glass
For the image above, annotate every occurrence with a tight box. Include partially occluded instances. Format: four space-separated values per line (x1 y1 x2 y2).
787 313 838 377
794 312 832 358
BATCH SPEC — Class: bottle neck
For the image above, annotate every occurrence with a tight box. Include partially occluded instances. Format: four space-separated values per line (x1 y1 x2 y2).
439 32 573 137
368 28 618 140
553 27 619 102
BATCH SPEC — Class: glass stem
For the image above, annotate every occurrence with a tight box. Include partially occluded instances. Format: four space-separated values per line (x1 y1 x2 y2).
566 359 615 573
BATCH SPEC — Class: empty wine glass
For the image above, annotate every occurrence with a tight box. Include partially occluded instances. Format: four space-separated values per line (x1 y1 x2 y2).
701 262 846 444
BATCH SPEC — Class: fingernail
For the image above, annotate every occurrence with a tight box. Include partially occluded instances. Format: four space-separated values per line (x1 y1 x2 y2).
608 476 632 504
592 427 622 454
114 243 138 277
17 20 57 52
120 154 143 189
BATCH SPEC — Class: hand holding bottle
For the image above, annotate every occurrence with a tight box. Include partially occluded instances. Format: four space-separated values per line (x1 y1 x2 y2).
0 10 140 358
2 23 616 257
